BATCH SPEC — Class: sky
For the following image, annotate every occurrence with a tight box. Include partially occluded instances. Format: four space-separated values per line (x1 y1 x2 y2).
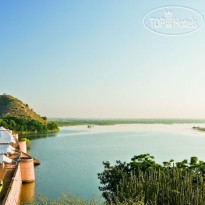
0 0 205 118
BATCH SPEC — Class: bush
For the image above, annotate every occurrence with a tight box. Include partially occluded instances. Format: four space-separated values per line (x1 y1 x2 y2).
98 154 205 204
0 116 58 133
47 122 58 130
20 138 31 149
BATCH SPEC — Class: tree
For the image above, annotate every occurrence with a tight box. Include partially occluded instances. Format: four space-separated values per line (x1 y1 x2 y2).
98 154 205 204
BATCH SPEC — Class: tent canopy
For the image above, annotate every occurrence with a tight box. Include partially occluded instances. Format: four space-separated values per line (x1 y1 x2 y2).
0 144 15 154
0 127 16 144
0 154 13 164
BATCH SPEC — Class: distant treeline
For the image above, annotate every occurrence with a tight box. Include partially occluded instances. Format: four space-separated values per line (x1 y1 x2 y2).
51 118 205 126
0 116 59 133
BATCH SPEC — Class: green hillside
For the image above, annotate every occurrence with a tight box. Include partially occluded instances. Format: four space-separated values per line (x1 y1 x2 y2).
0 94 58 133
0 94 45 123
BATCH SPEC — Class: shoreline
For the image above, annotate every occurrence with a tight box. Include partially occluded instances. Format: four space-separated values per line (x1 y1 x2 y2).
16 128 59 136
50 119 205 127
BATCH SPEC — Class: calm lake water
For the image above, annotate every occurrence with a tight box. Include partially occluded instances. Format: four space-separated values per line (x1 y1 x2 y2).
20 124 205 202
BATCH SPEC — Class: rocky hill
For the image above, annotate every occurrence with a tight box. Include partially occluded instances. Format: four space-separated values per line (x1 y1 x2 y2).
0 94 46 123
0 94 58 133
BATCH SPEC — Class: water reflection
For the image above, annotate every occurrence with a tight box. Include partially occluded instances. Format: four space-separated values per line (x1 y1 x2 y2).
21 132 57 140
20 128 87 140
20 182 35 204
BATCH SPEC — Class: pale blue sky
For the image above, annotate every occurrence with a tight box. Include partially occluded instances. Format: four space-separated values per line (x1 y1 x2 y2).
0 0 205 118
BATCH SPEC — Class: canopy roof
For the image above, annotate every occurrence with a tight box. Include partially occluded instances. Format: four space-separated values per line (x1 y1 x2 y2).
0 144 15 154
0 127 16 143
0 154 12 164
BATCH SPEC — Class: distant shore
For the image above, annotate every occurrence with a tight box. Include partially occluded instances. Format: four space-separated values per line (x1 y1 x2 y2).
50 118 205 127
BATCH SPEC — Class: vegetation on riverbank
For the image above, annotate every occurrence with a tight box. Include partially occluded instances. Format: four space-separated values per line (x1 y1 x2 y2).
0 116 59 134
98 154 205 204
27 191 101 205
0 95 59 134
52 118 205 127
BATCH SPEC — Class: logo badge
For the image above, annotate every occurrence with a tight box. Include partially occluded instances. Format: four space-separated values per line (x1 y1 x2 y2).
143 6 204 36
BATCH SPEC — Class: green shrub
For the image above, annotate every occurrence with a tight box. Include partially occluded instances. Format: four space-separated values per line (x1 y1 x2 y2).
20 138 31 149
98 154 205 204
0 116 58 133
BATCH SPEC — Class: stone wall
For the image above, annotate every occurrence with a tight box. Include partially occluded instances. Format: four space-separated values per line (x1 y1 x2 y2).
3 163 22 205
